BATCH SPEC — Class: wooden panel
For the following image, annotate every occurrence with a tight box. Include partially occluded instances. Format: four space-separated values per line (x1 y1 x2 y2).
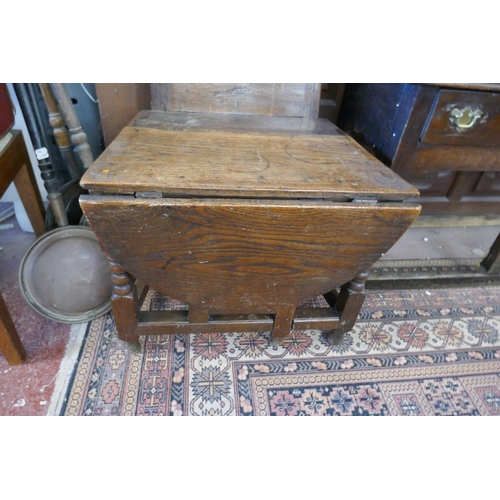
412 144 500 171
135 308 340 336
151 83 321 118
95 84 151 146
420 201 500 216
131 110 341 136
318 83 346 124
338 83 424 164
430 83 500 92
81 196 420 315
80 124 419 201
422 89 500 147
0 131 32 195
338 83 500 216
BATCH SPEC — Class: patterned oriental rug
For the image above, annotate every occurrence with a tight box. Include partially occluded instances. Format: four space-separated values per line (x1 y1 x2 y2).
53 286 500 416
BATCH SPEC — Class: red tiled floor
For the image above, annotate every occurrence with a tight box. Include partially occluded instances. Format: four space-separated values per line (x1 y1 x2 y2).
0 214 72 415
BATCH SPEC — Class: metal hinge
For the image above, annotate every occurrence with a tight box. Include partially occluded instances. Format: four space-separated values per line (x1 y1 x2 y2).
135 191 163 199
352 198 378 205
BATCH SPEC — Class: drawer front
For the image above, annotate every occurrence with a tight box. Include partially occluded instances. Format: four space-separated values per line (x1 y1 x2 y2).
421 89 500 148
412 145 500 172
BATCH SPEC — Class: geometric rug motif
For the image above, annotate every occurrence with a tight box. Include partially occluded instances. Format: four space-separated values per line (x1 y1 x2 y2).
59 286 500 416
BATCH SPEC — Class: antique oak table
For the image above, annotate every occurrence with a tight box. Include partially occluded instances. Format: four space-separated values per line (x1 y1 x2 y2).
80 111 421 344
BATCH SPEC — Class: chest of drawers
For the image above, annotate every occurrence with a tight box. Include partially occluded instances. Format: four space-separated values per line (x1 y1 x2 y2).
339 83 500 215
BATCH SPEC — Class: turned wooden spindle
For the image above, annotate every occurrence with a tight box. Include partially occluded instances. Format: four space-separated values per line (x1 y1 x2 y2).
50 83 94 169
325 271 369 345
13 83 67 228
109 260 134 296
39 83 82 180
14 84 59 196
347 271 369 293
108 259 138 342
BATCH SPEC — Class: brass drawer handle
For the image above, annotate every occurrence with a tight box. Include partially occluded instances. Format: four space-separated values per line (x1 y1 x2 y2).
449 106 484 130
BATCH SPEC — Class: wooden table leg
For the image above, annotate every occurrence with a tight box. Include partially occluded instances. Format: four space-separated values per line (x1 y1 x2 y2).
482 231 500 275
0 293 26 365
14 162 46 237
109 259 139 342
324 271 369 345
271 306 296 340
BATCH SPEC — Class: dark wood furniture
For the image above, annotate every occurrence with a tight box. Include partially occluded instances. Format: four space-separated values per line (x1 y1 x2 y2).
318 83 346 124
0 130 44 364
0 293 26 365
80 111 420 344
95 84 152 147
50 83 94 170
0 83 15 138
339 83 500 216
151 83 321 118
95 83 322 148
0 131 45 236
39 83 81 181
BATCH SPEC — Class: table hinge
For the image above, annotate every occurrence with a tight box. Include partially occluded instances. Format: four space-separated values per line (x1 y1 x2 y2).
135 191 163 199
352 198 378 205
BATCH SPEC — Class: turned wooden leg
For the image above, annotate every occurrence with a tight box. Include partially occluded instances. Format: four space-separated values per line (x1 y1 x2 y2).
324 271 369 345
51 83 95 169
109 259 139 342
38 83 82 181
0 293 26 365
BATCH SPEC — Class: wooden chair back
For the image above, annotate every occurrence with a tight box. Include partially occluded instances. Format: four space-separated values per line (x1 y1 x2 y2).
151 83 321 119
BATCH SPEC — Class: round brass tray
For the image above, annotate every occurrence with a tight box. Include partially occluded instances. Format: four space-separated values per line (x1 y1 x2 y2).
19 226 112 323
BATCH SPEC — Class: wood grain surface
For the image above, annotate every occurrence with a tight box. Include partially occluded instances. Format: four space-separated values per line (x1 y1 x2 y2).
80 196 420 315
412 145 500 172
339 83 500 216
429 83 500 92
0 293 26 365
81 126 419 201
95 84 152 146
51 83 94 169
151 83 321 118
39 83 81 180
0 131 45 237
421 89 500 147
130 110 341 136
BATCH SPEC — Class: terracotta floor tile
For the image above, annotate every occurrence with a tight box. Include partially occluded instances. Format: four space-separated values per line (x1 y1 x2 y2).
0 214 72 416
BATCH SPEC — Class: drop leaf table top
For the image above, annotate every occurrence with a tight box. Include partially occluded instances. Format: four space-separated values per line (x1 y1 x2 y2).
80 111 420 342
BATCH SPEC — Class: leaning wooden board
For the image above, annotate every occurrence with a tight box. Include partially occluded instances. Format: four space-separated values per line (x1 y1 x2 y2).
80 111 420 343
